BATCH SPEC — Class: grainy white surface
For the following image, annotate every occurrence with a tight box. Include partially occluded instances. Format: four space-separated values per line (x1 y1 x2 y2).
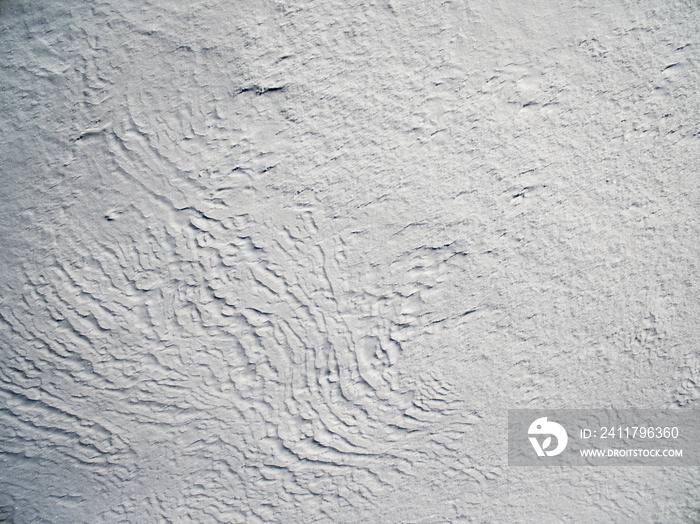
0 0 699 522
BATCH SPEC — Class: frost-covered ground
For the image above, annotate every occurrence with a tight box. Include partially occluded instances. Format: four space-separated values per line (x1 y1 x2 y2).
1 0 699 522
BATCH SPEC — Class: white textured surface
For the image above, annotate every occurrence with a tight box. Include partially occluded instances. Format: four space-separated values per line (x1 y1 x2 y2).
0 0 699 522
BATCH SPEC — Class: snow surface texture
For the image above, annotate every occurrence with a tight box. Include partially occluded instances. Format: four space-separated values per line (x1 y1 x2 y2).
0 0 699 522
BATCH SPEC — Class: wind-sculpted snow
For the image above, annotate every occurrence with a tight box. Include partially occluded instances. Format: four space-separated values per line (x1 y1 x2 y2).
1 0 699 522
